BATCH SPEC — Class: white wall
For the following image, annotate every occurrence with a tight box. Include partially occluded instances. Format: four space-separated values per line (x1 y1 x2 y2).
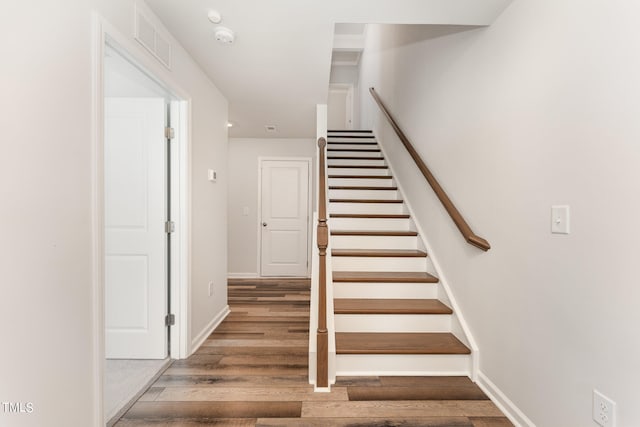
359 2 640 426
0 1 227 425
228 138 316 276
330 65 359 85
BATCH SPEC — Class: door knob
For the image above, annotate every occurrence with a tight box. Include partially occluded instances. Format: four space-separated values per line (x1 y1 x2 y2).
262 222 267 227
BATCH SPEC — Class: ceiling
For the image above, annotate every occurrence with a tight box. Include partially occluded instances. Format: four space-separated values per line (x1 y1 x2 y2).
145 0 512 138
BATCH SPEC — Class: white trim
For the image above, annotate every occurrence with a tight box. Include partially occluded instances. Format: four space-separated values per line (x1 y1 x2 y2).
169 99 192 360
477 372 536 427
190 305 231 355
92 12 193 423
257 157 313 278
375 128 481 379
227 273 260 279
90 13 106 426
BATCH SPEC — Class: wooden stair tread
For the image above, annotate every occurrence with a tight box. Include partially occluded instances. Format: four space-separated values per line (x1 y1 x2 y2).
328 165 388 169
332 249 427 258
335 332 470 355
329 186 398 190
334 299 452 315
331 230 417 236
328 175 392 179
330 213 410 219
333 271 438 283
330 199 403 203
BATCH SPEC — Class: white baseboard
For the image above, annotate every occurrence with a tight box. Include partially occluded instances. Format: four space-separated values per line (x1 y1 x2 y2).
477 371 536 427
189 305 230 355
227 273 259 279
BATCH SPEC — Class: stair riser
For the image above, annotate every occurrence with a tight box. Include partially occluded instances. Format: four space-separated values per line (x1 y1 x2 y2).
327 167 390 176
329 203 405 215
327 151 382 158
327 132 373 137
331 235 419 250
333 282 438 299
328 178 395 187
335 314 452 332
332 256 427 272
329 189 399 200
335 354 471 376
327 159 386 167
327 144 379 150
329 218 411 230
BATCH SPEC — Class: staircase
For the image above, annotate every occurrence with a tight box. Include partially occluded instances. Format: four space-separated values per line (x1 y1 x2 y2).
326 129 472 376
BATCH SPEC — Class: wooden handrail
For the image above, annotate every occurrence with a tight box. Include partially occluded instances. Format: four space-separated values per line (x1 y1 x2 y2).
369 88 491 251
316 137 329 387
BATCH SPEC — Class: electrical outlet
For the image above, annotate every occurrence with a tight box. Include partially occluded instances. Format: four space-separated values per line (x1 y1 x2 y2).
208 281 214 297
593 390 616 427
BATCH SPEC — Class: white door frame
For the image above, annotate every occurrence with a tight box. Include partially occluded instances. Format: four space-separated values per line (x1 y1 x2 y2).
91 14 192 425
329 83 354 130
257 157 313 277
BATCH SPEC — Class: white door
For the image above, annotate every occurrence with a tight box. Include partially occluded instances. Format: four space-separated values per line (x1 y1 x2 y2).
260 160 310 276
328 85 353 130
104 97 167 359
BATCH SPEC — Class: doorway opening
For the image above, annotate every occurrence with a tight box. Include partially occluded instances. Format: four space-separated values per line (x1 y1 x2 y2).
101 35 188 425
328 84 354 130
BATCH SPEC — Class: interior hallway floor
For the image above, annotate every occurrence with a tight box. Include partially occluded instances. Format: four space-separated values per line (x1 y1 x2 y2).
113 278 513 426
105 358 170 425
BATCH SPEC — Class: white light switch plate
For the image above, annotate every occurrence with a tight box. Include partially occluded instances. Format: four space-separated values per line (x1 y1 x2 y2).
551 205 570 234
208 169 217 182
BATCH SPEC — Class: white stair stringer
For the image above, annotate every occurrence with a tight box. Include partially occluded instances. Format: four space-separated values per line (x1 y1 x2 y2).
374 129 478 378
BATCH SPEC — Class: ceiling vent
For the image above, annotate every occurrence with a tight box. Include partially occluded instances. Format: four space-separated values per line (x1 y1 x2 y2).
134 3 172 69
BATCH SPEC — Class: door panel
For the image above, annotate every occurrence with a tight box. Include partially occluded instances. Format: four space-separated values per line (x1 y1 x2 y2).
328 85 353 130
261 160 310 277
105 97 167 359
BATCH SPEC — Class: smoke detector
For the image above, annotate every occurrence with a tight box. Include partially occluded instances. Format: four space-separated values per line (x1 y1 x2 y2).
207 10 222 24
214 27 235 44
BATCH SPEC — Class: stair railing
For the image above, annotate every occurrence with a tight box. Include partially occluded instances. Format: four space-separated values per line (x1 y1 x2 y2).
316 137 329 387
369 88 491 251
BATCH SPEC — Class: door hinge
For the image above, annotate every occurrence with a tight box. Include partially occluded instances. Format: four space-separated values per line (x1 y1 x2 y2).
165 221 175 233
165 127 175 139
165 314 176 326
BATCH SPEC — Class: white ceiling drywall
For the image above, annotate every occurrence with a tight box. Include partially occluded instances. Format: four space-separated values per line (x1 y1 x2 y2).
145 0 511 137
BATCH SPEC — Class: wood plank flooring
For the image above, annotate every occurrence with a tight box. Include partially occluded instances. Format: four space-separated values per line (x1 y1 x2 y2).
114 278 512 427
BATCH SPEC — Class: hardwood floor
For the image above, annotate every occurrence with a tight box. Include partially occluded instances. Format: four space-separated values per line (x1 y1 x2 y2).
114 278 512 427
